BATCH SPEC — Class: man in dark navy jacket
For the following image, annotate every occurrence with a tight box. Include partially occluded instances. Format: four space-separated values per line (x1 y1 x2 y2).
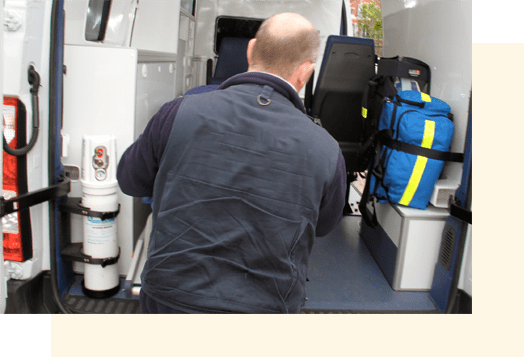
117 13 347 313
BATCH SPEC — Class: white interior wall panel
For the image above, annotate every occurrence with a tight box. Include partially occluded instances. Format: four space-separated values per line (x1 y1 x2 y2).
131 0 181 54
64 0 137 47
381 0 472 185
194 0 344 96
193 0 215 59
62 45 138 275
135 62 177 136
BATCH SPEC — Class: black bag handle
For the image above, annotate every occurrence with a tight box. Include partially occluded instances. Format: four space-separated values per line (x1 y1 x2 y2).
395 95 426 108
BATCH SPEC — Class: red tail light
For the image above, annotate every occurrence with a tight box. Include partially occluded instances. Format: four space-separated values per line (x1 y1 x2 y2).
2 97 32 262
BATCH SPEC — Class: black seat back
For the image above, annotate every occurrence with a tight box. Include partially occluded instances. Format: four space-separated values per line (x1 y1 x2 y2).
310 36 376 173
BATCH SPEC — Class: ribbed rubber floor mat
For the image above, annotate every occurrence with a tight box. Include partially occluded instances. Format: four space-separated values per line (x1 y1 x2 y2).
300 308 437 314
63 295 141 314
300 309 353 314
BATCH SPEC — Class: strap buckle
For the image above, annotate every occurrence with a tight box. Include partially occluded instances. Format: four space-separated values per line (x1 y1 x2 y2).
449 197 472 225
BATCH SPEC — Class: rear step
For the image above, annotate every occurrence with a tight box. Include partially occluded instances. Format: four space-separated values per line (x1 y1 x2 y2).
63 294 140 314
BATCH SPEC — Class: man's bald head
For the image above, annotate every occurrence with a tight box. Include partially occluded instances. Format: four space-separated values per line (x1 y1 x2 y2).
248 13 320 79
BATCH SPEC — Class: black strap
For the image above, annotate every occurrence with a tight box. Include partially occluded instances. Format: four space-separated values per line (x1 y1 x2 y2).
359 179 378 228
304 69 315 114
361 75 381 115
60 197 120 220
1 176 70 217
359 166 379 228
449 198 472 225
61 243 121 267
377 130 464 162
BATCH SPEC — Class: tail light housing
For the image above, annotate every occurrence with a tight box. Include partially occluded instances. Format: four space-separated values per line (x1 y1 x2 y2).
2 97 32 262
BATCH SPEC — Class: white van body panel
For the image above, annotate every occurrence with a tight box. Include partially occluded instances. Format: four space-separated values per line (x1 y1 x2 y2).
64 0 138 47
1 0 5 314
3 0 54 279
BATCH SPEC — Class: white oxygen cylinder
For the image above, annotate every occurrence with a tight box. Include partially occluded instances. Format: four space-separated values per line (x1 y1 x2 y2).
81 135 120 297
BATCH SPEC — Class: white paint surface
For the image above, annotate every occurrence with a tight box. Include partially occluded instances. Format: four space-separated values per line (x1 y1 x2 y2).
62 45 137 275
382 0 472 185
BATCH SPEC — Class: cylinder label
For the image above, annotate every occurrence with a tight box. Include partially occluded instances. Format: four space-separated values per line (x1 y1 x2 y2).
85 217 117 245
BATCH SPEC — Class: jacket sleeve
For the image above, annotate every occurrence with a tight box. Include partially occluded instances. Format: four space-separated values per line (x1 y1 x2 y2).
117 98 184 197
315 149 347 237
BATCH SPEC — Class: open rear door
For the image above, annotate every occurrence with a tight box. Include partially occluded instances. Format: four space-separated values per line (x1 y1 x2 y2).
1 1 6 314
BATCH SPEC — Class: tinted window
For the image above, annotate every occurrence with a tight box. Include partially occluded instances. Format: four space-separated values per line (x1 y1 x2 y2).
181 0 196 16
214 16 264 55
85 0 112 42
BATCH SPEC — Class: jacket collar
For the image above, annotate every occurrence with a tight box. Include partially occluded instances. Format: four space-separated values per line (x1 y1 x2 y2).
218 72 306 114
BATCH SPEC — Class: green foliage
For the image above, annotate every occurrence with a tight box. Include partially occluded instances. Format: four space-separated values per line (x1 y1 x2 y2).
357 1 383 40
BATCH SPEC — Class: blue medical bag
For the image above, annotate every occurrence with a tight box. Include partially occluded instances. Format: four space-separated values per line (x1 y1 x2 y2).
368 91 457 210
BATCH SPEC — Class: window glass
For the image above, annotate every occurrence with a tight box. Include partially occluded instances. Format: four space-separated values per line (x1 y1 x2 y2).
181 0 196 16
85 0 112 41
214 16 263 55
352 0 383 57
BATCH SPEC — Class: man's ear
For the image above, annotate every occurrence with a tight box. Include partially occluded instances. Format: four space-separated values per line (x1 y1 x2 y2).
247 39 256 65
295 61 316 91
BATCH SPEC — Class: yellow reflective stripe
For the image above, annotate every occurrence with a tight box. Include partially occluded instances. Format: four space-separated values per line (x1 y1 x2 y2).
399 120 435 206
399 157 428 206
421 92 431 102
421 120 435 148
362 107 368 118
